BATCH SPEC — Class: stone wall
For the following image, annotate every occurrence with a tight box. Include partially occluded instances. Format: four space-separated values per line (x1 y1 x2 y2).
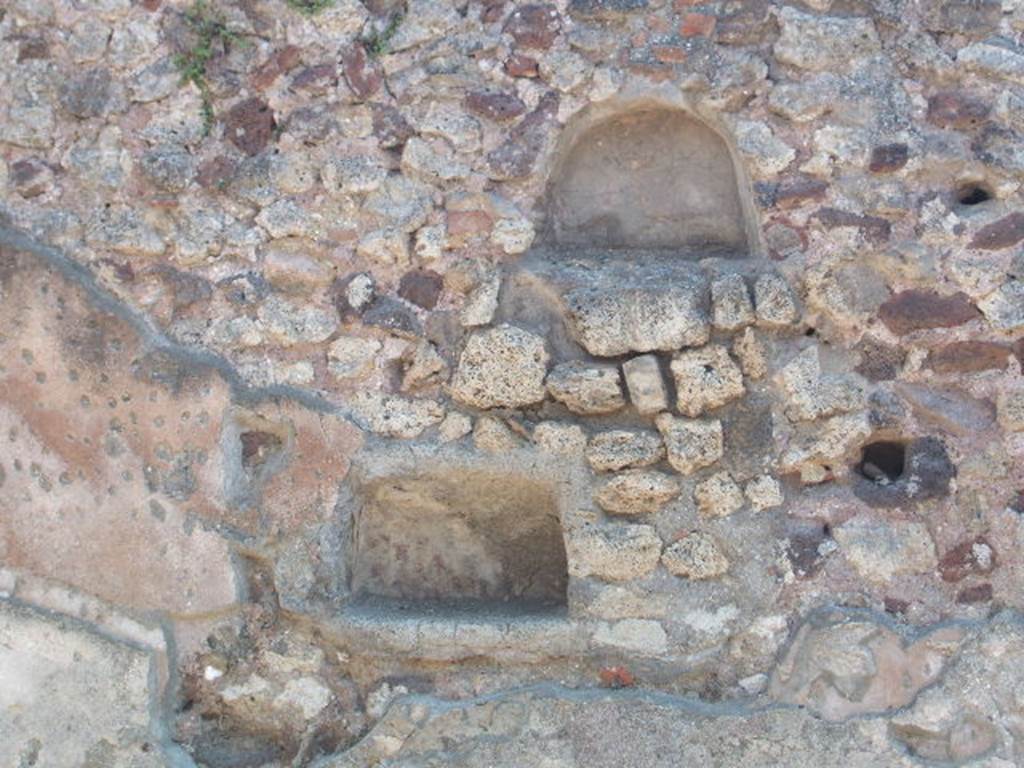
1 0 1024 765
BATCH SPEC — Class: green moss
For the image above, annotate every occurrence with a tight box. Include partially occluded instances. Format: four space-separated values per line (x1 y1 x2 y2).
173 1 243 136
285 0 334 13
365 12 404 58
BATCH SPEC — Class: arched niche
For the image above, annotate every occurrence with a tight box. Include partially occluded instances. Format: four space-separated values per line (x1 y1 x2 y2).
543 104 760 257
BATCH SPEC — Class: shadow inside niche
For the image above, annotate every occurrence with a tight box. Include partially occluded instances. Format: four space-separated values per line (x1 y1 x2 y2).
851 437 955 509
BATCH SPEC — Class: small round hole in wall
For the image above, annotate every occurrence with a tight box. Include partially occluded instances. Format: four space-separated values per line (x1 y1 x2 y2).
857 441 906 484
956 183 993 207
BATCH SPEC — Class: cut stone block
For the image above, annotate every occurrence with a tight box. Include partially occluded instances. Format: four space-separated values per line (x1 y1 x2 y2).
671 345 745 417
655 414 724 475
622 354 669 414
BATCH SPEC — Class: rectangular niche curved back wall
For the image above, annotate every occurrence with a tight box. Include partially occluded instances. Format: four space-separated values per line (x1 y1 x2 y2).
349 469 568 609
544 107 753 255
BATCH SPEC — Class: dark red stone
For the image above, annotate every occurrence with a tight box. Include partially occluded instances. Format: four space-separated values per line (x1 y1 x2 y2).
503 4 561 49
927 91 991 130
251 45 302 90
680 12 715 37
196 156 237 189
17 38 49 62
341 44 382 101
371 104 414 149
240 431 283 470
869 143 909 173
290 63 339 94
938 537 996 583
224 98 276 156
926 341 1010 374
10 158 50 198
884 596 910 616
813 207 891 244
599 666 636 689
465 90 527 121
970 212 1024 250
485 92 558 179
504 53 540 77
956 583 993 604
398 269 444 310
854 337 906 381
773 176 829 209
877 290 980 335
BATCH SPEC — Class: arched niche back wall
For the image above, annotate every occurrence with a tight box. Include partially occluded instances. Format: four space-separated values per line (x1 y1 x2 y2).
545 108 752 254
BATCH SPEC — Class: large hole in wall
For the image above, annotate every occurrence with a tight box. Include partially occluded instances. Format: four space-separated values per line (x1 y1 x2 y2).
349 470 568 609
544 108 751 254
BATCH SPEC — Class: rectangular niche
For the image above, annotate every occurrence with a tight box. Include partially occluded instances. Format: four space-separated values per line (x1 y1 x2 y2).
349 469 568 610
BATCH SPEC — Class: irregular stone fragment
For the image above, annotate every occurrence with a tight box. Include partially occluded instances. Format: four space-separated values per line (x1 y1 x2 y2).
357 228 409 265
868 143 909 173
774 7 880 71
711 273 755 331
777 347 865 422
401 136 470 183
998 389 1024 431
970 213 1024 250
323 154 387 194
490 216 535 254
926 341 1010 374
504 4 561 50
341 43 381 100
464 90 527 121
328 336 381 379
595 470 680 516
878 290 980 335
694 471 745 518
732 327 768 379
927 90 990 129
59 66 116 118
734 120 796 176
662 532 729 580
938 537 996 583
398 269 443 309
594 619 667 655
546 361 625 415
437 411 472 442
586 430 665 472
900 375 987 432
770 612 962 721
671 345 745 417
362 296 422 339
778 412 873 480
655 414 724 476
622 355 668 415
957 39 1024 85
834 518 938 583
745 475 783 511
225 97 276 156
449 325 549 408
567 523 663 581
349 392 444 438
473 416 522 453
401 340 448 391
978 280 1024 332
754 273 800 328
460 271 500 327
565 279 710 357
333 272 375 319
533 421 587 455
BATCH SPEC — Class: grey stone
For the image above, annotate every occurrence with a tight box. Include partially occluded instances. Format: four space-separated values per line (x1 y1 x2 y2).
671 345 745 417
567 523 663 581
774 7 881 71
754 273 800 328
546 360 625 415
655 414 724 476
595 470 680 516
622 355 668 415
586 430 665 472
449 325 549 409
958 39 1024 85
139 144 195 192
662 532 729 580
834 517 938 583
711 273 755 331
978 280 1024 332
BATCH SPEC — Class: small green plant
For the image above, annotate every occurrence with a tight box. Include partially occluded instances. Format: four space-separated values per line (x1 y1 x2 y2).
174 1 243 135
285 0 334 14
365 12 404 58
